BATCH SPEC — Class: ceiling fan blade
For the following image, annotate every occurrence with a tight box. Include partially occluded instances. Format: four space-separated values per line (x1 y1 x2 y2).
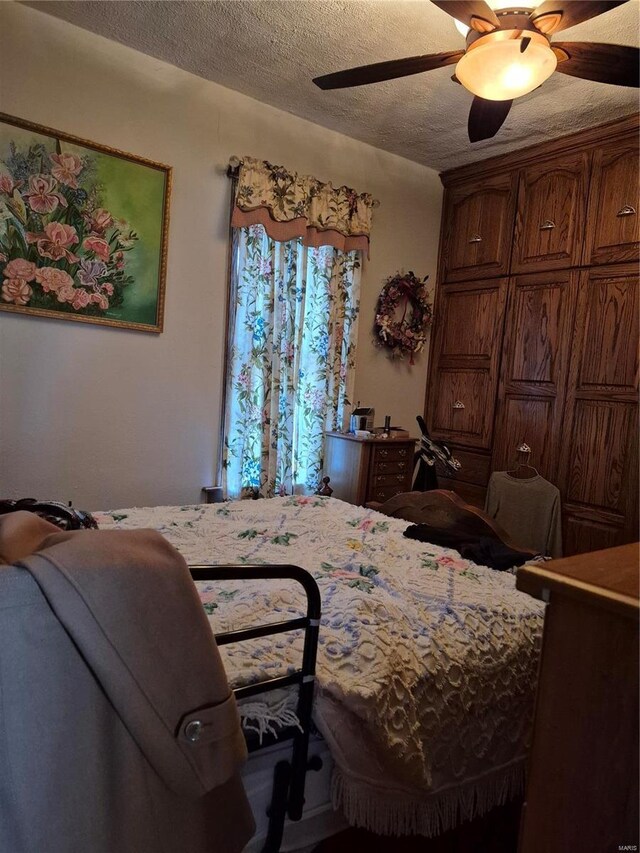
468 97 513 142
553 42 639 87
431 1 500 32
312 50 464 90
530 1 628 34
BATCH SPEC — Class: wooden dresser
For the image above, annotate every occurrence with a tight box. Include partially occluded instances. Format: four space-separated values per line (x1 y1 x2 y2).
426 114 639 554
516 544 639 853
323 431 415 506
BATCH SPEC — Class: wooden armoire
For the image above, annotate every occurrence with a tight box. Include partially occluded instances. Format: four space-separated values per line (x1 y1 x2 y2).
425 114 639 556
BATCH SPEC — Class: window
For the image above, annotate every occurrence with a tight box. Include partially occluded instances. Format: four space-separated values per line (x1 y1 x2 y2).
222 224 361 499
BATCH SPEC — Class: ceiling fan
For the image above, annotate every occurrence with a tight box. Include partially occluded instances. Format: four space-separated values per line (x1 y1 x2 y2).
312 1 639 143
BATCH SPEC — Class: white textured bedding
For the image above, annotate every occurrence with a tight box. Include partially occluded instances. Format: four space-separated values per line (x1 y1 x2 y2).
97 495 544 836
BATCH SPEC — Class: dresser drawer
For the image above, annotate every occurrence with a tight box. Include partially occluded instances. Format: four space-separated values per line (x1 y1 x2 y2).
366 482 412 504
372 472 412 488
372 459 409 476
371 443 414 464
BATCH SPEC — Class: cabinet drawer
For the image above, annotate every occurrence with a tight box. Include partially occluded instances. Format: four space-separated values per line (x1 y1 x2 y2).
436 448 490 486
437 478 487 510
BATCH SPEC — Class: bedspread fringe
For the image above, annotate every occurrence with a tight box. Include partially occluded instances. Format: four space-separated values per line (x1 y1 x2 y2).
239 690 302 744
331 760 525 838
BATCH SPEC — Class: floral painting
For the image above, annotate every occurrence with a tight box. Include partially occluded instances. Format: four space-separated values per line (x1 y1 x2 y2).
0 114 171 331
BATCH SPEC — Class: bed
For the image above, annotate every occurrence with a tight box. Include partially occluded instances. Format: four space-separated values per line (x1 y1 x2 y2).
96 494 544 850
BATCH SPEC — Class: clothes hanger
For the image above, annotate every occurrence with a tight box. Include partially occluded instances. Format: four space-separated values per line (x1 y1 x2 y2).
507 442 539 480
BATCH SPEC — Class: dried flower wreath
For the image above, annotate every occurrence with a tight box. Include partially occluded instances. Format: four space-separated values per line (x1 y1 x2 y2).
373 271 432 364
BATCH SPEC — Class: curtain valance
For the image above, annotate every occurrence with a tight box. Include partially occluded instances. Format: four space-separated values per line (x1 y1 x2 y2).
231 156 377 255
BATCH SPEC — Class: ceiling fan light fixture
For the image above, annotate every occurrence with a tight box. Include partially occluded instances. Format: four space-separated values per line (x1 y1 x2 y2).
456 35 557 100
453 2 535 37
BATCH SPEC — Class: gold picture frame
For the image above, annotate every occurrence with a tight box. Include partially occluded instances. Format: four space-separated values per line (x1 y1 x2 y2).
0 113 172 332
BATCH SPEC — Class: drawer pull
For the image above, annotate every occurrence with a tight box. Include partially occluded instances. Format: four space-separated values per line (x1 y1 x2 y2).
468 234 482 244
617 204 636 217
398 449 407 457
396 474 405 482
378 449 388 458
539 219 555 231
452 400 465 409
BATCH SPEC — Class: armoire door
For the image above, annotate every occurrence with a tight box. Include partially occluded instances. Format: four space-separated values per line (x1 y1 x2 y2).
559 265 639 555
427 279 508 449
493 272 577 482
440 174 517 283
584 136 640 265
512 152 590 273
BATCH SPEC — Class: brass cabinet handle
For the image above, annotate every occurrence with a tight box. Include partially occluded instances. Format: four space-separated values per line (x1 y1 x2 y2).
378 448 388 458
539 219 556 230
617 204 636 217
396 474 405 482
452 400 465 409
398 448 407 457
468 234 482 243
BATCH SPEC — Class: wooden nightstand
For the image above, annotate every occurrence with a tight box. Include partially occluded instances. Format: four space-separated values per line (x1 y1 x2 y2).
323 431 416 506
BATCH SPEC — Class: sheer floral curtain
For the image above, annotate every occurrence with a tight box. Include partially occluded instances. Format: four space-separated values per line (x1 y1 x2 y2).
222 224 361 498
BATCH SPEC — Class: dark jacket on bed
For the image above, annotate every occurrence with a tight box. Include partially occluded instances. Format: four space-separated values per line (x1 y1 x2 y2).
0 512 255 853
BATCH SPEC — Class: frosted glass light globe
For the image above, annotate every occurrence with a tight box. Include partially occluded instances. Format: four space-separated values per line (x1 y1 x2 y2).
456 38 557 100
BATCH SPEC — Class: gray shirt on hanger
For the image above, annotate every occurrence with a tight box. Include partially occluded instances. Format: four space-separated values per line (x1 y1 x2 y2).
484 472 563 558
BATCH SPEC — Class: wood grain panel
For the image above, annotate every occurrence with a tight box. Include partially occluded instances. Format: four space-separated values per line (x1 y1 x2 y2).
559 266 638 553
564 400 635 512
578 272 639 392
513 152 589 273
586 138 640 265
562 512 625 556
435 447 491 486
323 433 370 505
440 286 502 360
492 396 554 478
436 477 487 509
441 174 516 282
493 273 576 484
518 589 639 853
431 369 493 448
506 275 573 388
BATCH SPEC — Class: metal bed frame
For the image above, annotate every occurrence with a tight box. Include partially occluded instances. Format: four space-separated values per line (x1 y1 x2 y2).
189 564 322 853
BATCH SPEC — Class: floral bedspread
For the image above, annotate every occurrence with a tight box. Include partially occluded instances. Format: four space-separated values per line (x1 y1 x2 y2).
98 496 544 835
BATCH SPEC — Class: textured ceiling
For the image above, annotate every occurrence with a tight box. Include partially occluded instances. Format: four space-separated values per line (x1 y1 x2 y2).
26 0 640 170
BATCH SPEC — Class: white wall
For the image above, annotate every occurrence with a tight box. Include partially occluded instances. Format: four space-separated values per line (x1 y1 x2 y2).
0 2 443 509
